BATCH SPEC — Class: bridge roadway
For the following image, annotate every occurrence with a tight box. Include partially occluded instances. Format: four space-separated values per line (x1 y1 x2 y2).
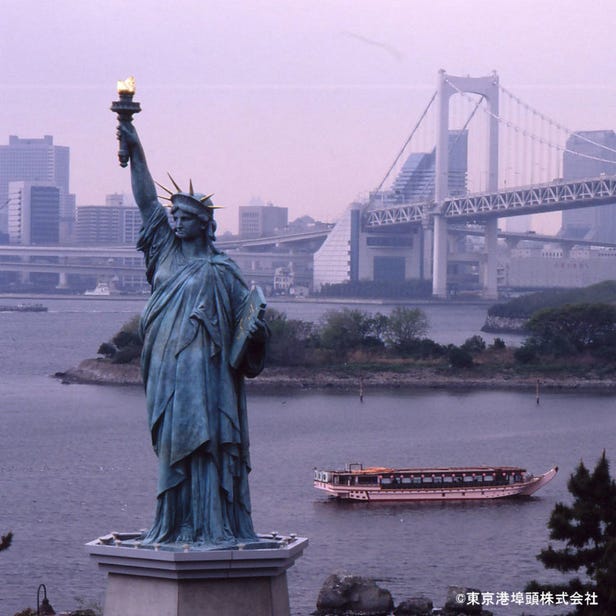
365 174 616 227
0 230 329 282
0 228 330 261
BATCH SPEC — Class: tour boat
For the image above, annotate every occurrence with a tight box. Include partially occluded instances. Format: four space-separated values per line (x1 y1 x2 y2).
84 282 112 296
313 463 558 502
0 303 47 312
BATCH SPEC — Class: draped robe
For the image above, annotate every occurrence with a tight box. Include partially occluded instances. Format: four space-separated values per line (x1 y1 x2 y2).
137 205 266 545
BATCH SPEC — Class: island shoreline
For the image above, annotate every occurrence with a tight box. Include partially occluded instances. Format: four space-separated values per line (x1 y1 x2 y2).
55 358 616 393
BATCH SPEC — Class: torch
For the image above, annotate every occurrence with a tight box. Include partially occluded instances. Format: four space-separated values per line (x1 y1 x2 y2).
110 77 141 167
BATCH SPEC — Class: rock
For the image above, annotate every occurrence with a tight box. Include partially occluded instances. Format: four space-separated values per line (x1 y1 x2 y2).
394 596 433 615
442 586 483 614
59 358 142 385
316 573 394 615
481 315 527 333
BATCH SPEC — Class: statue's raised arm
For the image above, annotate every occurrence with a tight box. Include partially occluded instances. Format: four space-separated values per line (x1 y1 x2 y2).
116 122 160 223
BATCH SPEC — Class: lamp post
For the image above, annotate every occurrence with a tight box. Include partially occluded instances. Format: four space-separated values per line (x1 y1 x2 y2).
37 584 55 616
110 76 141 167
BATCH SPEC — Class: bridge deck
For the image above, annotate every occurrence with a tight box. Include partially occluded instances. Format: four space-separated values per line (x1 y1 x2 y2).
365 175 616 227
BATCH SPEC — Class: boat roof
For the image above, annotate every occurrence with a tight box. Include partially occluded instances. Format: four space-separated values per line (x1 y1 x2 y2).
320 465 527 474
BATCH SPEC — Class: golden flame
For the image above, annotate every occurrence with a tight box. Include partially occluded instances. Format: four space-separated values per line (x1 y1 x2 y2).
117 76 136 95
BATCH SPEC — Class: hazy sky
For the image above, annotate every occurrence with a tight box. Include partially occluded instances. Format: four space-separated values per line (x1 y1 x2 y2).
2 0 615 234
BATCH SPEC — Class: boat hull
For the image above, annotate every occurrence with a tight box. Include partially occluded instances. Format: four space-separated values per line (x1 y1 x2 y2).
314 467 558 502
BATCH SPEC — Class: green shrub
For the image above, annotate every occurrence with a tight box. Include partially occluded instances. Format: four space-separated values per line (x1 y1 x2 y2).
264 308 316 366
461 335 486 354
448 346 474 368
112 315 142 349
514 342 538 364
319 309 384 358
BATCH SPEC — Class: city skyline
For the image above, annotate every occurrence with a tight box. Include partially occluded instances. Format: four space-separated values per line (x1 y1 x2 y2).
2 1 616 235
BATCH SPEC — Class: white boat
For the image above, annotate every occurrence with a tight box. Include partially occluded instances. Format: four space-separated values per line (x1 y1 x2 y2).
313 463 558 502
84 282 111 296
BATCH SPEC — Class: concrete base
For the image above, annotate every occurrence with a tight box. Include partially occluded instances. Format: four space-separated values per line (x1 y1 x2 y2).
86 532 308 616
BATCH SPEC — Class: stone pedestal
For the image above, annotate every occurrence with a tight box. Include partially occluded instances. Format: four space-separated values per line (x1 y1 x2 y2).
86 533 308 616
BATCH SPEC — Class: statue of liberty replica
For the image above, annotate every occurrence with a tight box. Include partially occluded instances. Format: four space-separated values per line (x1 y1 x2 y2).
114 78 269 548
89 79 305 616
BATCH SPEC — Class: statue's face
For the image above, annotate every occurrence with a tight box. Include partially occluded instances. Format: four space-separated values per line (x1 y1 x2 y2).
172 211 205 241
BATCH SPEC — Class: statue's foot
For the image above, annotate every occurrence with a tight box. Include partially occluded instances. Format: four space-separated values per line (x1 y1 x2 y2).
176 525 194 544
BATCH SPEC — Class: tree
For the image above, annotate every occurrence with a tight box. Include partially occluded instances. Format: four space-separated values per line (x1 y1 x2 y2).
319 309 384 357
97 314 143 364
461 335 486 354
383 307 429 353
527 451 616 615
447 345 474 369
264 308 316 366
526 303 616 356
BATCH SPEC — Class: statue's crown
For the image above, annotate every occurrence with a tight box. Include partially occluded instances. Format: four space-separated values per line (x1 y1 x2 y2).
156 173 222 217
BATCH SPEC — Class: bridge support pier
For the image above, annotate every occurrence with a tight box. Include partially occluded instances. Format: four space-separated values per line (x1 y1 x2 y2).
482 219 499 299
432 214 448 298
56 271 70 289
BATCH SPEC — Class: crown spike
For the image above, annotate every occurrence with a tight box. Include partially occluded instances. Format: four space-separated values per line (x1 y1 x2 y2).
200 193 215 203
154 180 174 196
189 179 195 196
158 194 173 202
167 172 182 193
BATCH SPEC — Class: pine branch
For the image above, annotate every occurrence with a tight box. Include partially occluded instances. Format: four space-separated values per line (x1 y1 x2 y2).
0 532 13 552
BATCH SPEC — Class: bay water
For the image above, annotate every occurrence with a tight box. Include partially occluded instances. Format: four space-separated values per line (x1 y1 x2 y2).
0 297 613 615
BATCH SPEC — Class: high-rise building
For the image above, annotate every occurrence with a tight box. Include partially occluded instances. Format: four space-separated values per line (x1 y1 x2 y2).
7 181 60 245
561 130 616 242
386 130 468 203
239 200 288 238
0 135 73 242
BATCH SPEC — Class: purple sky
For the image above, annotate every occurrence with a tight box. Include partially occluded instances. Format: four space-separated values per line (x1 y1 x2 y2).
2 0 615 233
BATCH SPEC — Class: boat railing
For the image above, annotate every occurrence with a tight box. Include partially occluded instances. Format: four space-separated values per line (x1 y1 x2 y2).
345 462 364 472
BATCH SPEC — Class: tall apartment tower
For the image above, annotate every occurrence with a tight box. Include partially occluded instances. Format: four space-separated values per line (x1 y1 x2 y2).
0 135 73 242
561 130 616 242
7 181 60 245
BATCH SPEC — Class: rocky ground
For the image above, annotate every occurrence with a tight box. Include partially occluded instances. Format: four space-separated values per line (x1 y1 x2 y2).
56 358 616 393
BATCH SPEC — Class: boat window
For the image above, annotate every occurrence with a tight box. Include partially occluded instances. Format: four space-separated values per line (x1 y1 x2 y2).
358 475 376 485
401 477 412 484
452 475 463 483
463 476 474 483
443 476 453 484
412 477 422 484
483 475 494 482
433 476 443 484
422 476 433 484
381 478 393 485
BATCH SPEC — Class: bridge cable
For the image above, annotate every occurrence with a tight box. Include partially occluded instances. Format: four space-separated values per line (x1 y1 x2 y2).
445 78 616 169
371 90 437 197
499 84 616 158
418 93 486 203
